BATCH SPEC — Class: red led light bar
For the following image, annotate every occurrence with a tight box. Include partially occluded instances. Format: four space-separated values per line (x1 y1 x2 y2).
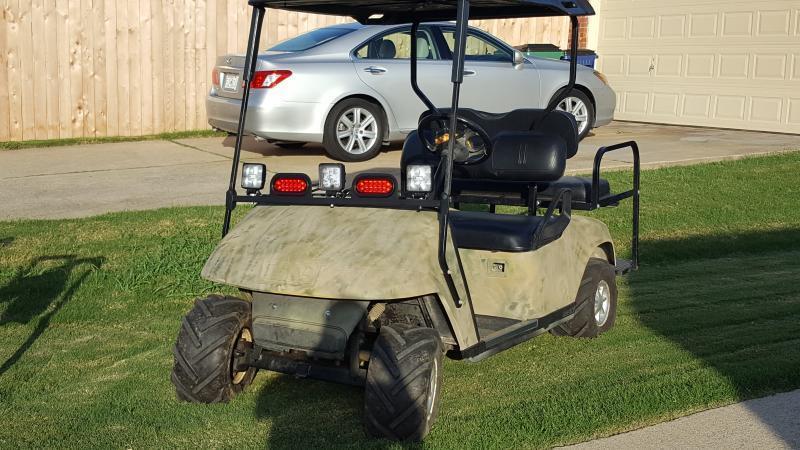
271 174 311 196
353 174 396 197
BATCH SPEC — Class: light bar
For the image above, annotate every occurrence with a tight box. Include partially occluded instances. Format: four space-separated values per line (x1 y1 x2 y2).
271 173 311 196
319 163 346 193
353 174 396 197
241 163 266 191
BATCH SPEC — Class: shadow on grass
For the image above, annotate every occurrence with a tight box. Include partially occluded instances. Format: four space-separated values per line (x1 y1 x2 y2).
253 374 393 449
0 255 104 375
628 227 800 444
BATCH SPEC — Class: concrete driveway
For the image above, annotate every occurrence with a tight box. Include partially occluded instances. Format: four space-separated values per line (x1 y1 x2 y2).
1 121 798 220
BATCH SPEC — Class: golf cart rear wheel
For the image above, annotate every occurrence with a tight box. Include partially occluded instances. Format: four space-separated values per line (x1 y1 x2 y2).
323 98 385 162
551 258 617 338
171 295 257 403
364 325 443 441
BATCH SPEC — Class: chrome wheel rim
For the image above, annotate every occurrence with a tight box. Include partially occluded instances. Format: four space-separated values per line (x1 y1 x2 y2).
231 327 252 385
336 108 378 155
594 280 611 327
425 357 439 422
557 96 590 135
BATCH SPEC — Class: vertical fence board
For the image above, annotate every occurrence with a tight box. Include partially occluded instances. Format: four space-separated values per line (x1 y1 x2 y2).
31 0 48 139
127 0 142 136
103 0 117 136
0 1 11 140
115 0 129 135
92 0 107 136
18 0 35 139
43 0 60 139
79 0 94 136
139 0 153 134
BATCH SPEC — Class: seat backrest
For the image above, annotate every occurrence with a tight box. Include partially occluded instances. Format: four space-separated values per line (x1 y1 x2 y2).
377 40 396 59
453 131 566 182
416 37 431 59
423 108 579 159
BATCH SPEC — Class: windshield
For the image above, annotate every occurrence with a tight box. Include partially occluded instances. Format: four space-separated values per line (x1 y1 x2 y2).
268 27 355 52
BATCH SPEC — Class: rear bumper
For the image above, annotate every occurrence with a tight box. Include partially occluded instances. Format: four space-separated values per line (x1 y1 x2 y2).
593 84 616 128
206 91 326 143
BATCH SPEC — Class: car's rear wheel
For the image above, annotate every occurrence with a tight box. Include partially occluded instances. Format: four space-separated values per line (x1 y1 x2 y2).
323 98 385 161
555 89 595 141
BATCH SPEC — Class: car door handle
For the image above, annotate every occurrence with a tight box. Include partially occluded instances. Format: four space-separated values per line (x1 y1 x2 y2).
364 66 387 74
463 69 477 76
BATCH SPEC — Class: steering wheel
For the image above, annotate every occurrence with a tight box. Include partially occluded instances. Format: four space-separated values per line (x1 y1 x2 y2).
417 113 492 165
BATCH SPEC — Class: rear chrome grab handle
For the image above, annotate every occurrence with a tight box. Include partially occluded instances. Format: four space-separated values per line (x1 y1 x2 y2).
364 66 387 74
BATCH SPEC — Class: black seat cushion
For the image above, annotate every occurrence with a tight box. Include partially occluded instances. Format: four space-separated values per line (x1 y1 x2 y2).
538 176 610 203
450 210 569 252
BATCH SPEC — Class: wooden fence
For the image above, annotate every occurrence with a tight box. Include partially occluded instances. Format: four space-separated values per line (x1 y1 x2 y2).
0 0 570 142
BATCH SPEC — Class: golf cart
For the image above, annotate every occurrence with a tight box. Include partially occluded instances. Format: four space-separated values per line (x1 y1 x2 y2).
172 0 640 441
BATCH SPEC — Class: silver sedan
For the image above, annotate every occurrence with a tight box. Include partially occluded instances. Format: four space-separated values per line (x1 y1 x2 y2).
207 22 615 161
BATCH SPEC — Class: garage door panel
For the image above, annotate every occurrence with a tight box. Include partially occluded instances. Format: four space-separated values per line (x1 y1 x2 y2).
598 0 800 133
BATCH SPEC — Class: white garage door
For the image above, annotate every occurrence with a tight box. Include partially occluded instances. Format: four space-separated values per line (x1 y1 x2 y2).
596 0 800 134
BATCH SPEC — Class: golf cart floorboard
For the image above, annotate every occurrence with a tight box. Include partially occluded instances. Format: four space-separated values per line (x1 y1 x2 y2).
450 302 578 362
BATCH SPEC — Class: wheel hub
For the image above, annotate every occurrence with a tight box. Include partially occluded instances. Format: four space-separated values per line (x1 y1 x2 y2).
336 107 378 155
231 327 253 385
594 280 611 327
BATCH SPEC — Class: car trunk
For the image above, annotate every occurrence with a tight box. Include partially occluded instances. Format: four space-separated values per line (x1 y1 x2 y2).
213 55 247 100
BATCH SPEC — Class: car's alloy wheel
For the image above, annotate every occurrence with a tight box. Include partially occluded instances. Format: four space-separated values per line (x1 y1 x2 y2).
557 96 590 136
336 107 379 155
323 98 385 161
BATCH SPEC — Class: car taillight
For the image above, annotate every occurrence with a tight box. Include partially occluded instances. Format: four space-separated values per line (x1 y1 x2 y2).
354 175 396 197
211 68 220 86
271 174 310 195
250 70 292 89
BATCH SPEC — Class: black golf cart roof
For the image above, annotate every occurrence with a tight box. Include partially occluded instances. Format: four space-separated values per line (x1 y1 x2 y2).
248 0 594 24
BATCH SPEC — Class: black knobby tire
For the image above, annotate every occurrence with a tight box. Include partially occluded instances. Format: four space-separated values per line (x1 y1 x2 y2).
171 295 257 403
554 88 595 141
275 142 306 149
323 98 385 162
364 325 443 441
551 257 617 338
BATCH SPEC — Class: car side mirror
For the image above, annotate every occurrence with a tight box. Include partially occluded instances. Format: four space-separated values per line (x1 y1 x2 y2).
513 50 525 67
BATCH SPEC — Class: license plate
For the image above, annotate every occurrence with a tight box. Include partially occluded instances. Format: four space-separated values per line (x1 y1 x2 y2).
222 73 240 91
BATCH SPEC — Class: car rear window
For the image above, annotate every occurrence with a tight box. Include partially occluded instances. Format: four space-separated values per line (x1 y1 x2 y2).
269 27 355 52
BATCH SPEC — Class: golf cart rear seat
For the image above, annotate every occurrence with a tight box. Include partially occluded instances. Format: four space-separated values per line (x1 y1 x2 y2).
442 108 635 213
449 130 573 252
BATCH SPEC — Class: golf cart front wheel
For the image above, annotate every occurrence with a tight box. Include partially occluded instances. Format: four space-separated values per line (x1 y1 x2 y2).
171 295 257 403
551 258 617 338
364 325 443 441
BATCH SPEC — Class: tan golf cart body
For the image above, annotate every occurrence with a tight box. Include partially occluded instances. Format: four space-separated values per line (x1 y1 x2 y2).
202 205 615 350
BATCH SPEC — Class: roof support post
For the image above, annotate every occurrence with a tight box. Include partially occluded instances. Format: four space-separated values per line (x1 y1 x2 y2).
222 5 265 237
410 22 437 113
437 0 471 308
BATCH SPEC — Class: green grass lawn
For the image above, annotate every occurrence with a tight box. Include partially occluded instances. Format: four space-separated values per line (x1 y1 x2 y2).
1 152 799 448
